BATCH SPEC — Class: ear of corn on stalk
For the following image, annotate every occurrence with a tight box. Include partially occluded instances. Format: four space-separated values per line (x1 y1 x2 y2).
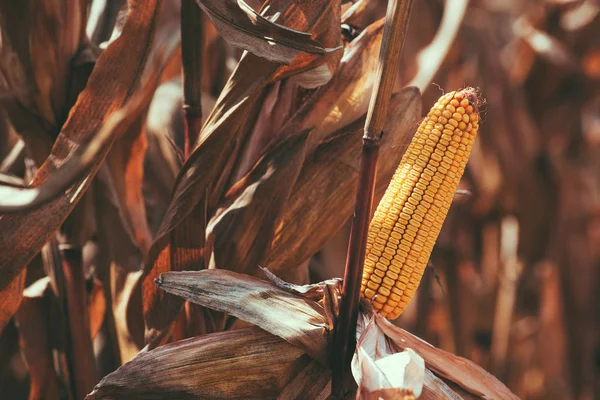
361 88 480 320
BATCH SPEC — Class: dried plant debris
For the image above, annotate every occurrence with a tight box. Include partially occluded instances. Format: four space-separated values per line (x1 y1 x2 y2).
89 270 515 399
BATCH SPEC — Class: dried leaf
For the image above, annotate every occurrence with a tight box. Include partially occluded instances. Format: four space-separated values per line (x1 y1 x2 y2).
156 269 329 363
0 0 87 163
267 87 421 278
143 0 342 344
421 370 466 400
281 17 387 147
195 0 336 64
94 177 145 363
0 84 158 213
277 359 331 400
0 269 25 334
0 0 163 291
104 109 153 254
206 133 309 278
87 326 311 400
14 277 61 400
89 278 107 341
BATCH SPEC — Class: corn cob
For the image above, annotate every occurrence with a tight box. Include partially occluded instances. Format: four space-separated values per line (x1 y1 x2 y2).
360 88 480 320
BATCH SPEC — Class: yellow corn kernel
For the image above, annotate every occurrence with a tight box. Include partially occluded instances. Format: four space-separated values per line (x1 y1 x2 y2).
361 88 480 319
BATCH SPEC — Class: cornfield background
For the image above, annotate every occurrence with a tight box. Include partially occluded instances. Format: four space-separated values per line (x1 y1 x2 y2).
0 0 598 399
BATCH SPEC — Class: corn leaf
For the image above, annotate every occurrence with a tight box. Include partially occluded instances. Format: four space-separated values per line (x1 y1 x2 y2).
195 0 337 64
0 0 87 163
15 278 61 400
156 269 329 364
267 87 422 278
0 269 25 334
142 0 342 344
205 132 309 279
0 0 163 293
87 326 311 400
94 179 146 363
0 84 158 214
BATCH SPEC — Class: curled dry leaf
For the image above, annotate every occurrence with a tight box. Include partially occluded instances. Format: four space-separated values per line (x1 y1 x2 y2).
156 269 329 364
278 17 387 148
0 0 163 291
195 0 336 64
87 326 311 400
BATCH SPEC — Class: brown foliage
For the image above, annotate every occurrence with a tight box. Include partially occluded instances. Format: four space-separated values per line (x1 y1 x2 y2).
1 0 597 399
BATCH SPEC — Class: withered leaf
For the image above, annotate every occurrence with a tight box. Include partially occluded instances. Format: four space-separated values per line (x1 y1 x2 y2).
94 176 145 363
0 269 25 334
205 132 309 278
15 277 61 400
156 269 329 364
277 359 331 400
87 326 311 400
195 0 335 64
143 0 341 345
0 0 88 163
0 0 163 291
421 370 467 400
103 109 153 254
278 17 387 148
267 87 421 278
0 83 159 213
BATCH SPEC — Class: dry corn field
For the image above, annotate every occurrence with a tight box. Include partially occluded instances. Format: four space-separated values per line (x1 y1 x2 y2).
0 0 598 399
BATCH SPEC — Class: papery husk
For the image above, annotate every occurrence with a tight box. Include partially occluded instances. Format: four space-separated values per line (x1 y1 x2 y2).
353 310 425 398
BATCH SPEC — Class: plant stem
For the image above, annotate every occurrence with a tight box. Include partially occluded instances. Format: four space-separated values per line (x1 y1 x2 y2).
59 244 96 400
331 0 414 397
181 0 204 159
